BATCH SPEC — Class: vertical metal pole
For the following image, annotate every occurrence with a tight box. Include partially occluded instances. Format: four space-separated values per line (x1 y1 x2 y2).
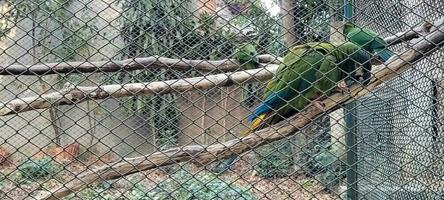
345 102 358 200
343 1 357 199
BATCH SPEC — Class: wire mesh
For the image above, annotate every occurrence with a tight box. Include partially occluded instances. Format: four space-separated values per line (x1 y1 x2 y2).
353 0 444 199
0 0 442 200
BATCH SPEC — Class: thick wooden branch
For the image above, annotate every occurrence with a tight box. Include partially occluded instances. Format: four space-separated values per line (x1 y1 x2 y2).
36 23 444 200
384 21 434 46
0 55 281 75
0 64 279 116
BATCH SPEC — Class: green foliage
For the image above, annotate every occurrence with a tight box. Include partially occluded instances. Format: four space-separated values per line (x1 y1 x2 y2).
10 0 96 84
289 0 332 44
15 0 74 54
116 0 235 148
302 180 313 189
18 156 57 180
230 0 285 55
56 18 98 61
0 170 6 187
313 143 346 192
116 0 200 148
0 2 20 40
255 140 293 178
292 116 345 192
132 170 255 200
63 187 115 200
0 0 72 41
55 13 99 87
114 0 287 147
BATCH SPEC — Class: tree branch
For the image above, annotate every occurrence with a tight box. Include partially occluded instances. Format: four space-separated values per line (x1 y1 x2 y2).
0 64 279 116
384 21 434 46
0 55 281 75
36 23 444 200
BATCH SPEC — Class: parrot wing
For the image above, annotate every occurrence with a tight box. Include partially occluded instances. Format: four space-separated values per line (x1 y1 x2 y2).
242 51 324 135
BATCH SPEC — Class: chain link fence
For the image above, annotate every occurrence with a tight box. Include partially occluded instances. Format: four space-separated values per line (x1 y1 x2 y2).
0 0 442 199
352 0 444 199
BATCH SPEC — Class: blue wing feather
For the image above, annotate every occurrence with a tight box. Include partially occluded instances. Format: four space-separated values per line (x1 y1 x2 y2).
247 67 317 122
247 91 291 122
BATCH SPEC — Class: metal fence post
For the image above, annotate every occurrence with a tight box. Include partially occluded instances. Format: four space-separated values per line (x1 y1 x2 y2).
345 102 358 200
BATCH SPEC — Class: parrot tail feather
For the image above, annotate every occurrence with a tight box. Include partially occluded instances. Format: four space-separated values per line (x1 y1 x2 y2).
240 113 268 136
377 49 394 62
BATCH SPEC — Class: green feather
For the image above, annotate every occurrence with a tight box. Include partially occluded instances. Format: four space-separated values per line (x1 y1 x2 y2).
343 23 394 61
234 43 260 107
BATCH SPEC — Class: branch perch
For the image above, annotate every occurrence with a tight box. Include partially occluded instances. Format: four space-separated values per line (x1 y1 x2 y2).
36 21 444 200
0 55 281 75
0 65 279 116
384 21 434 45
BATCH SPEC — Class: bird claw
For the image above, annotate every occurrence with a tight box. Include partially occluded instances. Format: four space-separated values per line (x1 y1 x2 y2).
336 80 351 95
313 101 326 112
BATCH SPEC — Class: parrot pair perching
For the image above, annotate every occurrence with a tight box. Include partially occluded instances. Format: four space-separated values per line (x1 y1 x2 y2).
343 22 394 62
213 42 373 173
243 42 373 135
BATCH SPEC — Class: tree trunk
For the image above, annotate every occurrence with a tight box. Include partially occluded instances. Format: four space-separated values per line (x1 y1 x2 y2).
280 0 297 46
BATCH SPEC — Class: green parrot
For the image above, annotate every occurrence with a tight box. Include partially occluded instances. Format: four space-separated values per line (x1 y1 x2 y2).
245 42 372 133
343 22 394 62
234 43 259 69
213 42 373 173
234 43 260 108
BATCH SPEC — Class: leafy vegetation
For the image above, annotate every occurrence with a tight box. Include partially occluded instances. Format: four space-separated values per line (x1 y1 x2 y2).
117 0 195 148
17 156 58 180
61 169 255 200
63 187 115 200
255 140 294 178
313 142 346 192
134 170 255 200
4 0 100 146
115 0 285 148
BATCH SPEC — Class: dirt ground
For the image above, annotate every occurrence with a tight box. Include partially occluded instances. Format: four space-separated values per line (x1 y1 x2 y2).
0 153 336 200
